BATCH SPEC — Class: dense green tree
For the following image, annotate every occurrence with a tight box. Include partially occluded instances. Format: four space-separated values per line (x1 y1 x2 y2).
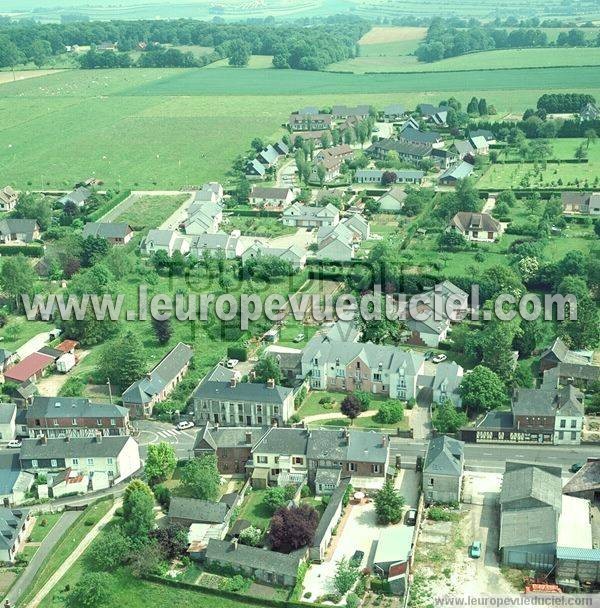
12 193 52 230
432 399 468 433
152 317 173 345
373 401 404 424
122 480 155 543
98 330 146 388
145 442 177 485
81 236 110 267
374 479 405 525
87 528 131 571
252 355 283 385
459 365 507 415
341 394 361 421
181 454 220 500
66 572 112 608
334 558 360 595
228 41 250 67
0 255 37 312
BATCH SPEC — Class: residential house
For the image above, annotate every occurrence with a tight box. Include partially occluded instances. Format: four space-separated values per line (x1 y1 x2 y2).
418 104 448 126
98 42 118 51
47 468 88 498
241 242 306 270
310 478 350 562
193 182 224 204
355 169 423 185
431 362 464 407
4 353 54 384
256 145 280 168
82 222 133 245
451 211 500 242
291 131 327 148
282 203 340 228
539 337 593 373
580 102 600 121
431 148 457 169
563 458 600 502
499 461 562 570
0 508 32 563
373 526 414 596
189 233 243 259
343 213 370 240
0 219 40 244
398 127 443 147
57 186 91 208
249 187 295 209
451 140 475 159
561 192 600 215
405 307 450 348
439 161 474 185
297 106 319 115
310 154 343 184
0 186 18 212
203 538 304 587
367 139 433 164
26 396 129 438
301 335 425 400
382 104 406 122
245 158 266 180
0 453 34 507
19 434 141 485
314 144 354 164
193 423 268 474
141 229 190 257
289 113 332 132
122 342 193 418
377 187 406 212
183 202 223 235
331 105 370 120
274 140 289 156
468 135 489 155
423 435 464 505
168 496 231 531
0 404 16 442
468 129 496 144
0 349 17 373
315 223 355 261
264 345 302 384
193 377 294 427
542 361 600 390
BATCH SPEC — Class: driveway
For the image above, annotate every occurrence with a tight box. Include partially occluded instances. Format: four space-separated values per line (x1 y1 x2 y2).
276 160 297 188
16 330 55 360
35 350 91 396
268 228 316 250
4 510 80 607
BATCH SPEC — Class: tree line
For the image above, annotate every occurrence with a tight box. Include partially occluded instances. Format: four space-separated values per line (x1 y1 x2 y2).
0 15 369 71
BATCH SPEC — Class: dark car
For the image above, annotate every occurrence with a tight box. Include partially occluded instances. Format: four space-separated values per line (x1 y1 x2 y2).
350 550 364 567
570 462 583 473
424 351 434 361
405 508 417 526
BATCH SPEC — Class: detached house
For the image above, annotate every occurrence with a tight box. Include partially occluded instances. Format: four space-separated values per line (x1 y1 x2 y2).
0 219 40 244
57 186 91 208
189 233 243 259
82 222 133 245
451 212 500 242
439 161 474 185
367 139 433 164
242 242 306 270
423 435 464 505
245 158 266 180
282 203 339 228
249 187 295 209
0 508 32 563
141 229 190 257
183 201 223 235
256 145 280 167
382 104 406 122
0 186 18 211
122 342 193 418
289 113 332 132
561 192 600 215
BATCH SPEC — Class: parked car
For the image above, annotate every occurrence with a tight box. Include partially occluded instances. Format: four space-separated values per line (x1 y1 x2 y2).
469 541 482 558
570 462 584 473
424 351 434 361
226 358 239 368
293 333 305 343
405 508 417 526
350 550 364 567
176 421 195 431
7 440 22 448
432 354 447 364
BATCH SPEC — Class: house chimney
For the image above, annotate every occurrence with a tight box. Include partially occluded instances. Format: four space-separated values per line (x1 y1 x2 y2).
96 432 102 443
266 378 275 389
245 432 252 444
382 435 387 448
231 538 238 551
230 378 237 389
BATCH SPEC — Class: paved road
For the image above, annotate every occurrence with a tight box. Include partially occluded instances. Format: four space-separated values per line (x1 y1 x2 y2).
134 419 196 460
4 510 80 607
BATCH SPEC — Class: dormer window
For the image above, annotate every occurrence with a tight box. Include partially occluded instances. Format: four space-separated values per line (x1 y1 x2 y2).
335 358 340 366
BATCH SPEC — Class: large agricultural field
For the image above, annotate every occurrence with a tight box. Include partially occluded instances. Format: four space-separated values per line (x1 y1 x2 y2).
2 64 600 190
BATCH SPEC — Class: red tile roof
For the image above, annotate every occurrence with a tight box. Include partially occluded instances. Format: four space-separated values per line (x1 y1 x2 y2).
56 340 79 353
4 352 55 382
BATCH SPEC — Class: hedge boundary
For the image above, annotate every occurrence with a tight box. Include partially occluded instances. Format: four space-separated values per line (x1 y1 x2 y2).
88 189 131 222
0 244 44 257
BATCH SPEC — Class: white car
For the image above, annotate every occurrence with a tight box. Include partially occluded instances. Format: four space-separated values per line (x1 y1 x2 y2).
432 354 447 364
226 358 239 368
176 421 195 431
7 440 22 448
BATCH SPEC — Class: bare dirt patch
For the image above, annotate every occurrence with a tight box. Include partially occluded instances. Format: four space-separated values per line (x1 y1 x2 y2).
359 26 427 45
0 70 64 86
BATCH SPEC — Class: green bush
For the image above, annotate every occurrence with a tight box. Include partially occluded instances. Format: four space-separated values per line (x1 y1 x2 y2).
227 346 248 362
373 400 404 424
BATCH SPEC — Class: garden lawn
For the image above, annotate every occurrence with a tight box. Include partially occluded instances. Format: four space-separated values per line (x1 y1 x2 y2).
28 512 63 543
114 194 188 232
225 215 295 238
238 489 273 530
0 317 55 351
277 319 319 348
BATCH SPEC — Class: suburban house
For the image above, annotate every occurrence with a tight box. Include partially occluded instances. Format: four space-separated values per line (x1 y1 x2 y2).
141 229 190 257
192 182 224 204
468 129 496 144
417 104 448 126
289 113 332 132
0 186 18 211
563 459 600 502
0 404 16 442
0 219 40 244
355 169 424 185
242 242 306 270
282 203 339 228
256 145 280 167
245 158 266 180
373 526 414 596
398 127 443 147
82 222 133 245
121 342 193 418
451 211 501 242
423 435 464 505
331 105 370 120
291 131 327 148
19 434 141 486
168 496 231 536
0 454 35 507
343 214 370 240
203 538 305 587
439 161 474 185
542 361 600 390
301 333 425 400
57 186 91 208
367 139 433 164
249 187 295 208
431 361 464 407
0 508 32 563
189 233 243 259
310 478 350 562
314 144 354 164
25 396 130 438
193 377 294 427
315 223 355 261
46 468 88 498
310 150 347 184
183 202 223 236
377 187 406 212
193 423 269 474
539 337 594 373
274 140 289 156
382 104 406 122
499 461 562 570
405 303 451 348
4 352 55 384
561 192 600 215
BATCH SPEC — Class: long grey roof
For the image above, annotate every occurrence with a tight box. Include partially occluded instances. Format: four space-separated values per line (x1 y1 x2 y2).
500 462 562 511
0 508 28 552
168 496 229 524
0 219 38 236
27 396 128 420
313 477 350 546
441 162 474 181
20 435 133 461
499 505 558 549
193 379 292 405
252 427 309 455
399 127 441 144
423 435 463 476
82 222 132 240
194 422 268 452
306 429 388 464
58 186 91 206
0 403 16 425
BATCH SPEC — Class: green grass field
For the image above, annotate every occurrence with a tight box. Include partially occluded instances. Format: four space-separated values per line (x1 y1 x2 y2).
28 513 63 543
114 194 189 232
2 66 600 190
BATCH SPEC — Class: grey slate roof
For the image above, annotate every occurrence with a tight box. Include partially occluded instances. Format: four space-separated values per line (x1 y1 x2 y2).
0 403 16 425
193 380 292 406
398 127 441 145
423 435 463 476
27 396 128 421
0 507 28 553
440 162 474 182
82 222 132 240
313 477 350 546
306 429 388 464
563 460 600 495
500 462 562 511
57 186 91 206
20 435 133 461
451 211 500 233
252 427 309 455
168 496 229 524
499 505 558 549
0 219 39 240
250 187 293 201
315 467 341 487
205 538 302 578
368 139 433 159
383 104 405 116
194 422 268 452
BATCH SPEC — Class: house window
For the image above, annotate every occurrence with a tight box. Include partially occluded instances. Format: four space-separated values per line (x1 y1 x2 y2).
348 462 356 472
107 458 113 464
374 373 382 382
97 419 102 426
72 458 79 465
257 417 263 424
372 464 381 473
571 432 577 440
429 478 434 486
571 420 577 428
273 406 279 414
72 418 77 426
293 457 304 465
558 431 564 440
110 418 116 426
31 460 38 468
51 459 57 468
560 419 566 428
257 456 267 464
257 405 262 414
53 419 59 426
87 458 94 466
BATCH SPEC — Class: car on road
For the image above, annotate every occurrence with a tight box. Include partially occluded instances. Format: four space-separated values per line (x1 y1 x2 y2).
405 508 417 526
570 462 584 473
469 541 482 558
424 351 434 361
7 440 22 448
176 421 195 431
350 550 364 567
293 333 305 343
226 358 239 368
432 354 447 364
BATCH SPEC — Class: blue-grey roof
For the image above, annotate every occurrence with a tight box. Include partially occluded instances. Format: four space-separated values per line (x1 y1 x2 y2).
28 397 127 420
20 435 134 461
423 435 463 476
440 161 473 181
252 427 309 455
313 478 350 546
57 186 91 206
193 379 292 406
557 546 600 561
0 403 16 425
168 496 229 524
82 222 132 240
0 507 28 552
399 127 441 144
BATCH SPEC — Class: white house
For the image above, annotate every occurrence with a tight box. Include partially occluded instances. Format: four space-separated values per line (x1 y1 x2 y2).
249 187 295 208
242 242 306 270
142 230 191 257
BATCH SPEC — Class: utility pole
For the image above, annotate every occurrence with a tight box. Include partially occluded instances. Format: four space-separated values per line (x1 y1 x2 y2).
107 378 113 404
